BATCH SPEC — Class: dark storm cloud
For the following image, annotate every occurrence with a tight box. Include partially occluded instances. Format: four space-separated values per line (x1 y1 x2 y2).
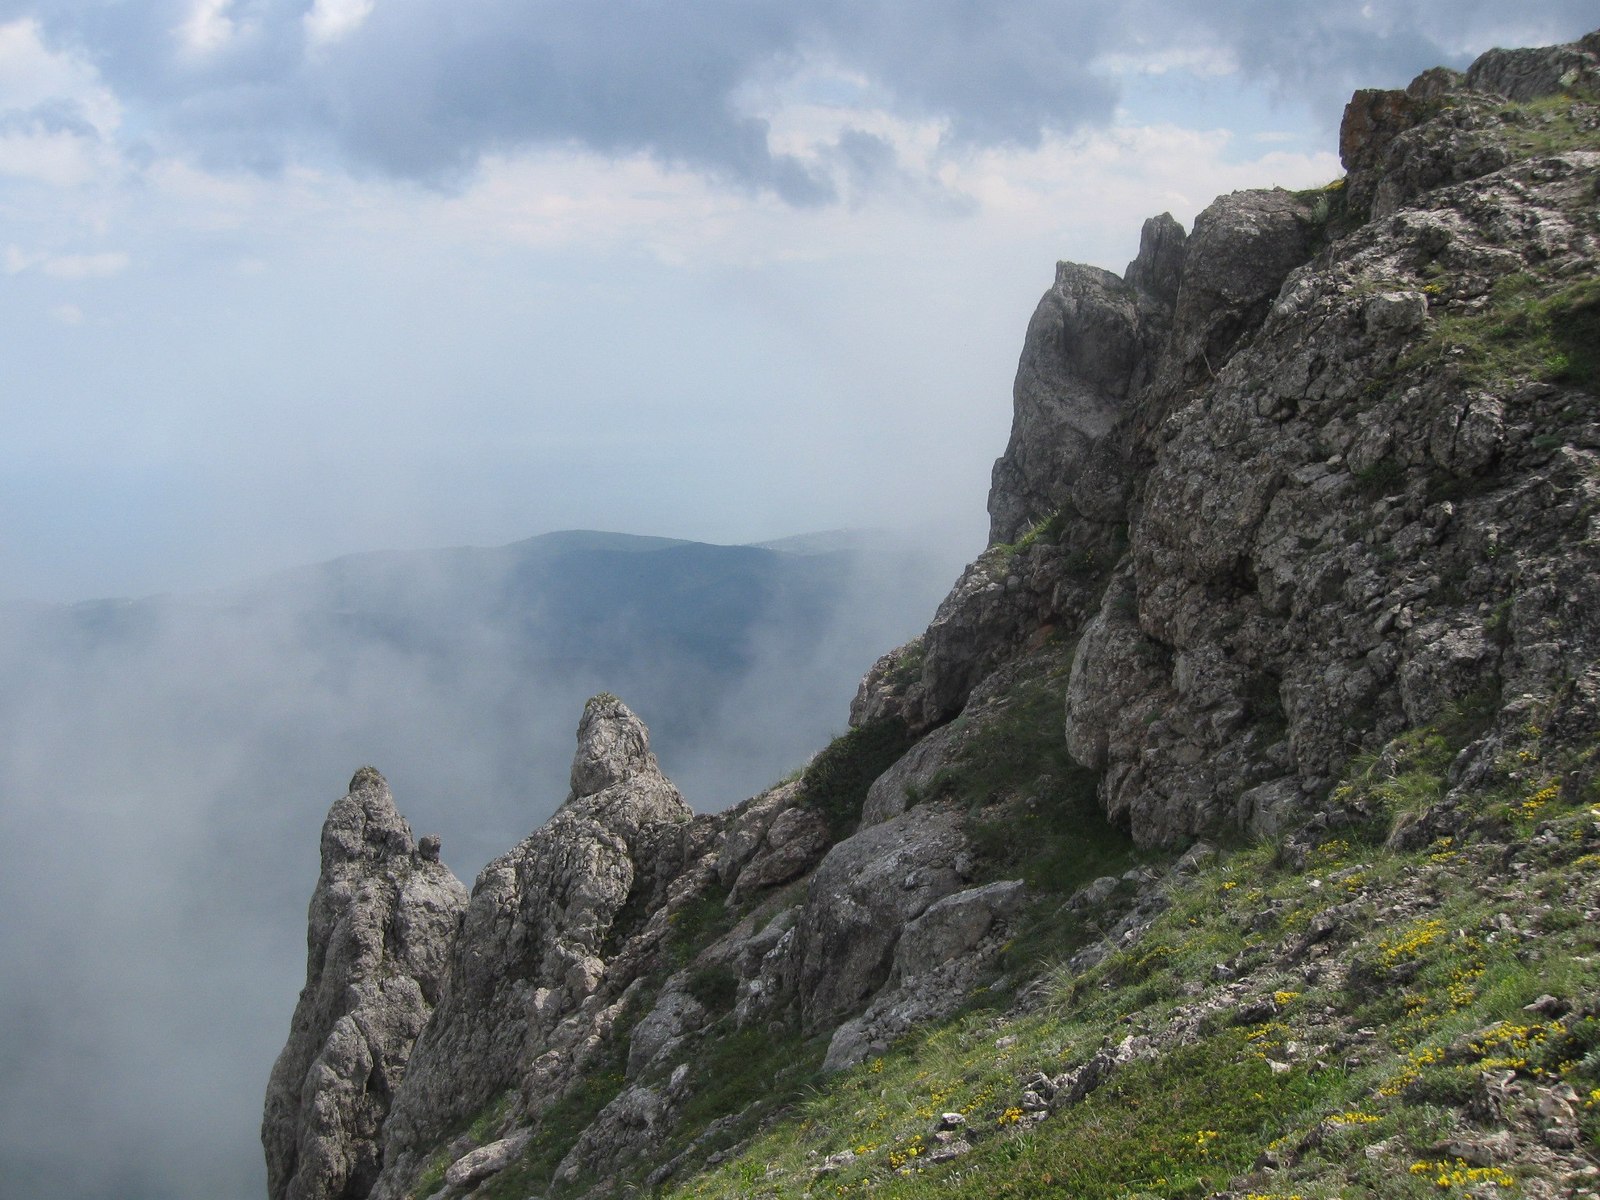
12 0 1597 196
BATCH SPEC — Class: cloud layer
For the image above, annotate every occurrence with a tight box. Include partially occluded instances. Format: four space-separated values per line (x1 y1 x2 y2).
8 0 1595 199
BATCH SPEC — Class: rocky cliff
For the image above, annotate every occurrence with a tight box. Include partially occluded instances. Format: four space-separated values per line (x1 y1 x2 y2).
266 29 1600 1200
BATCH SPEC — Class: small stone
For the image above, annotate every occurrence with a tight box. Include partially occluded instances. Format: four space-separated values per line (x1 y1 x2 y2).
444 1132 532 1189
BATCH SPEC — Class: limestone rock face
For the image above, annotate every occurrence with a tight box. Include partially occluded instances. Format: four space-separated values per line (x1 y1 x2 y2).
822 879 1025 1071
853 29 1600 849
261 769 467 1200
1341 31 1600 220
785 802 972 1030
987 224 1181 545
1153 189 1312 396
368 696 693 1198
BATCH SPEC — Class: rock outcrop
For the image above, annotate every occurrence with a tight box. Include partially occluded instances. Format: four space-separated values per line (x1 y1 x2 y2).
369 695 695 1197
266 28 1600 1200
866 27 1600 847
261 769 467 1200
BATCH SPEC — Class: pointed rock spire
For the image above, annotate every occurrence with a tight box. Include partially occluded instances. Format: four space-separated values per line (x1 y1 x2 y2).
365 698 693 1197
568 693 661 800
318 766 415 865
263 770 468 1200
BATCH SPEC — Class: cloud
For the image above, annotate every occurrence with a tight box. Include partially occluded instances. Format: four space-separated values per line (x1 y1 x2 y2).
11 0 1585 203
176 0 243 58
1125 0 1600 119
303 0 373 46
5 245 129 278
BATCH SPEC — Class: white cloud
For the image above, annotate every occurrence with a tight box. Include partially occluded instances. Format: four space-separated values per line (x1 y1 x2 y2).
177 0 239 57
305 0 376 46
0 129 116 187
1093 44 1240 78
50 302 83 324
0 20 121 136
43 251 130 279
416 115 1337 274
6 245 129 279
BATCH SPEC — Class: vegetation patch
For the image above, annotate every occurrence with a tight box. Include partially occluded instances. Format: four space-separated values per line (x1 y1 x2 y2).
800 717 916 838
660 705 1600 1200
1497 90 1600 157
1295 176 1355 247
665 882 735 966
1352 455 1407 499
920 658 1142 897
1404 272 1600 391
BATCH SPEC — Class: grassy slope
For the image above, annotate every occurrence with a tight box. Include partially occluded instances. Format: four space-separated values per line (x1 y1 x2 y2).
667 708 1600 1199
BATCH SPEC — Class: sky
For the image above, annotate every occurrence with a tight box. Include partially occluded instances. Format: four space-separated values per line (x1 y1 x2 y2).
2 4 1598 1200
1 0 1590 604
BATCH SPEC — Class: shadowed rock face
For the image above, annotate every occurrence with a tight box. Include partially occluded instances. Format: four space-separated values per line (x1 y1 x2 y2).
261 769 467 1200
987 236 1177 547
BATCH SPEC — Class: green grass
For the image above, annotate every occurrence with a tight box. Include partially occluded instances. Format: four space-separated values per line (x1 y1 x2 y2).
472 1057 630 1199
1498 90 1600 158
884 637 926 692
659 707 1600 1200
1403 272 1600 392
800 717 916 838
665 882 735 966
1294 176 1355 247
919 655 1143 896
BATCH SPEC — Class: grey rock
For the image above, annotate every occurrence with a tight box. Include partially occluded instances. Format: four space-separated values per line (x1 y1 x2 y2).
1067 875 1120 912
985 211 1188 548
555 1083 672 1183
1154 188 1312 394
728 799 830 902
262 769 468 1200
1465 35 1600 102
1363 290 1427 335
861 720 962 827
713 784 792 888
443 1131 531 1189
369 696 691 1199
1123 212 1187 307
894 880 1025 977
626 983 708 1079
787 803 971 1031
850 636 929 732
822 880 1025 1071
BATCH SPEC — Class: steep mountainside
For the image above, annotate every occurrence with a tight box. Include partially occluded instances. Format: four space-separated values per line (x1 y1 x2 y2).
267 30 1600 1200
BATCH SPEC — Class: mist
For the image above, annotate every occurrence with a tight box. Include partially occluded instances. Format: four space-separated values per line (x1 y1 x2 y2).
0 528 965 1200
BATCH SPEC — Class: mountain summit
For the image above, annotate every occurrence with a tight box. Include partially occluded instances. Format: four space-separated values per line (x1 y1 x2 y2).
268 29 1600 1200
